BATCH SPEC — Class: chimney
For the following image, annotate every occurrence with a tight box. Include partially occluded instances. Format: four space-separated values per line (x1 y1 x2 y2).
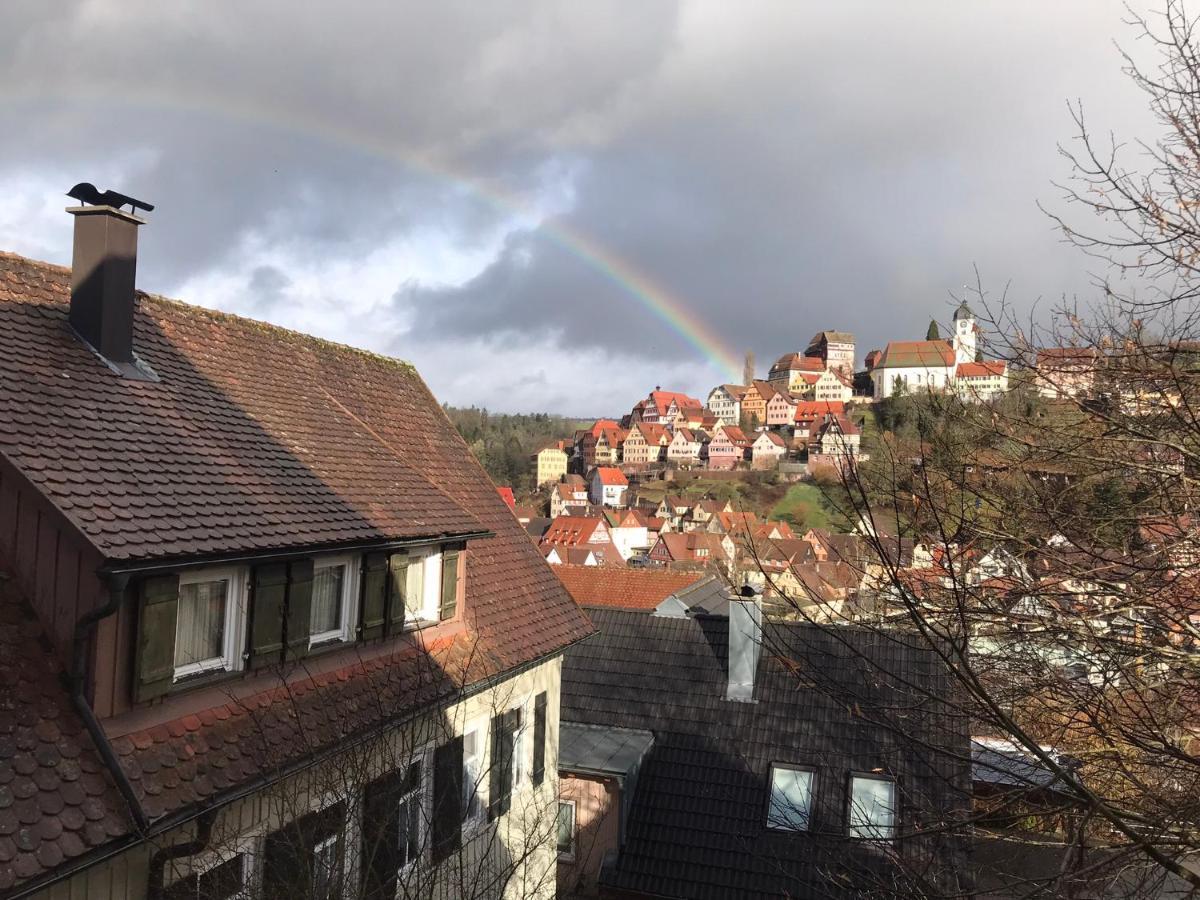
726 594 762 702
66 202 148 375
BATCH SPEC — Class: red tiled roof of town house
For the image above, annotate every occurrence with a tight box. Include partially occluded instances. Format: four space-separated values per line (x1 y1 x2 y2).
496 485 516 508
0 572 131 892
752 379 780 401
594 466 628 486
0 251 595 890
541 516 607 546
647 390 702 416
654 532 729 563
768 352 824 374
758 431 787 447
553 565 705 610
632 422 670 444
793 401 845 421
955 361 1007 378
875 340 956 368
590 418 621 436
718 425 749 444
719 384 750 400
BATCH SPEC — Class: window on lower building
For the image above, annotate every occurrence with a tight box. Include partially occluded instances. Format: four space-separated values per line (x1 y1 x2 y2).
849 774 897 841
396 762 423 871
462 725 485 824
162 853 249 900
174 568 244 680
557 800 576 860
767 765 814 831
310 834 341 900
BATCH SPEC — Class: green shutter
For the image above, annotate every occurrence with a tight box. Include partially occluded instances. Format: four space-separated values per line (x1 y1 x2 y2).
360 552 388 641
284 558 314 661
431 737 464 863
440 551 459 621
250 563 288 669
387 555 409 635
135 574 179 702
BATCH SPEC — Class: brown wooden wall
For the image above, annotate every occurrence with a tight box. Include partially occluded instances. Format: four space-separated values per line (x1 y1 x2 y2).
0 456 106 678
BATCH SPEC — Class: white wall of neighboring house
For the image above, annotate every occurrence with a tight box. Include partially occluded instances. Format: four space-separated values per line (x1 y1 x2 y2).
871 364 954 400
611 524 649 560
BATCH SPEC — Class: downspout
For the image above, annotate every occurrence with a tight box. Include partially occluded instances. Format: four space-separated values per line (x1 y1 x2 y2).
146 809 217 899
70 572 150 833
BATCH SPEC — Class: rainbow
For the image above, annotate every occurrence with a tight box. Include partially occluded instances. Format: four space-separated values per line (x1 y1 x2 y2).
1 86 744 381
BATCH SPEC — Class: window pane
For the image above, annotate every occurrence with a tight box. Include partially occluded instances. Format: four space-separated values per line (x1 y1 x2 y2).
405 559 425 617
175 580 228 667
463 730 482 821
556 802 574 854
310 564 344 635
767 767 812 830
311 836 341 900
849 777 896 840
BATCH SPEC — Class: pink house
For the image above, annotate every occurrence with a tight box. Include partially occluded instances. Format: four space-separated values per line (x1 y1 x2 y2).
666 427 703 465
751 430 787 469
705 424 749 470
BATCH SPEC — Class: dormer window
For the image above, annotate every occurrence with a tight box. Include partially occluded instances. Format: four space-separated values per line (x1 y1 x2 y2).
309 554 359 647
173 567 247 681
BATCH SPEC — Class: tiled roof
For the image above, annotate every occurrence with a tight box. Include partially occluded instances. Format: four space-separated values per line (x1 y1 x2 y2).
794 401 846 421
0 253 485 563
717 384 750 400
496 486 516 508
0 251 594 889
0 574 131 894
631 423 669 444
594 467 628 486
875 340 955 369
554 566 706 610
955 360 1007 378
655 532 729 563
647 391 701 416
562 609 969 898
542 517 605 547
807 330 855 345
768 353 824 375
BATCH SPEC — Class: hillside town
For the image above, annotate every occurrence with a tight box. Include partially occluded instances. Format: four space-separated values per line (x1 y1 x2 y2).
6 4 1200 900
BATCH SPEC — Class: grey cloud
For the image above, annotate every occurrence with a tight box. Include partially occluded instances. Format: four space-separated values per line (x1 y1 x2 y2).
0 0 1163 410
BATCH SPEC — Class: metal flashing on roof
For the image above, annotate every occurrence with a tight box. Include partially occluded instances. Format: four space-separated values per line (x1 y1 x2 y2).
559 722 654 780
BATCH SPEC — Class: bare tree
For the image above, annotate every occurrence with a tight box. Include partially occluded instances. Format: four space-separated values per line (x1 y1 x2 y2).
744 4 1200 896
152 635 561 900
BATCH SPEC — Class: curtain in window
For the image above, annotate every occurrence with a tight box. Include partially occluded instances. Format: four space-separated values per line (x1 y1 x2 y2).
405 558 425 617
556 802 575 854
310 564 344 634
174 579 227 667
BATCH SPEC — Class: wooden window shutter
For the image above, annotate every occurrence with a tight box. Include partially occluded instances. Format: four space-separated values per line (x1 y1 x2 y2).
439 551 459 621
284 558 314 661
488 711 513 821
387 555 409 635
134 574 179 702
249 563 288 669
261 822 304 900
432 736 464 863
360 552 389 641
532 691 548 786
360 770 403 900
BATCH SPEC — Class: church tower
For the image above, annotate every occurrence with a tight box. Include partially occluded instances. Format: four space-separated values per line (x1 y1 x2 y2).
952 300 976 364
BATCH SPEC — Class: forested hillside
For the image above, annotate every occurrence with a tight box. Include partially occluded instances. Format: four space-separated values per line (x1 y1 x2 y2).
443 405 586 491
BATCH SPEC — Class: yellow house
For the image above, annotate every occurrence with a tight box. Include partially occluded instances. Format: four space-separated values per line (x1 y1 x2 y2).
535 443 570 487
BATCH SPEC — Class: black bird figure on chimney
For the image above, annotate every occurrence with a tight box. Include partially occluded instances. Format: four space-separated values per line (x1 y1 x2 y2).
66 182 154 215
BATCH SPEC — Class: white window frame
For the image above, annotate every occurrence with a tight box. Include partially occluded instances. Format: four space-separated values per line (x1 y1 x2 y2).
166 837 258 900
308 553 360 648
848 774 897 841
310 831 342 897
173 566 247 681
462 719 488 832
402 548 443 627
556 799 577 861
395 760 425 875
766 764 815 832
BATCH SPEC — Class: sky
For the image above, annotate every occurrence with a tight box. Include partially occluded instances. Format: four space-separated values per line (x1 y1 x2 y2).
0 1 1162 415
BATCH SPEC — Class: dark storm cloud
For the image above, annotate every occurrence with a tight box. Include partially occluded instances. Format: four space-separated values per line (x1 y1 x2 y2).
0 1 1161 409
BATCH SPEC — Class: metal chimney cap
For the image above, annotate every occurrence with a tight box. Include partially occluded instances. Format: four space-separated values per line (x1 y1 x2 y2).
65 205 146 226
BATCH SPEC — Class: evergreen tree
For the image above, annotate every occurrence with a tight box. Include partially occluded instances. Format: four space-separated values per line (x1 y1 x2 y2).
926 320 940 340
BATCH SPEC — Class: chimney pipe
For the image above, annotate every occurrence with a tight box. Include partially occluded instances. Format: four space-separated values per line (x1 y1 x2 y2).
726 596 762 702
66 204 147 373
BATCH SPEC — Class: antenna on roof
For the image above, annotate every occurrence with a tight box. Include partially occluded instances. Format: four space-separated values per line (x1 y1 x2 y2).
66 182 155 216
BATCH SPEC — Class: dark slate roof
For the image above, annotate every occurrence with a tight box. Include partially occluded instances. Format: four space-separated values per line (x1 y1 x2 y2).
0 253 484 563
653 575 732 617
562 609 970 899
0 573 130 895
559 723 654 779
971 739 1066 792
